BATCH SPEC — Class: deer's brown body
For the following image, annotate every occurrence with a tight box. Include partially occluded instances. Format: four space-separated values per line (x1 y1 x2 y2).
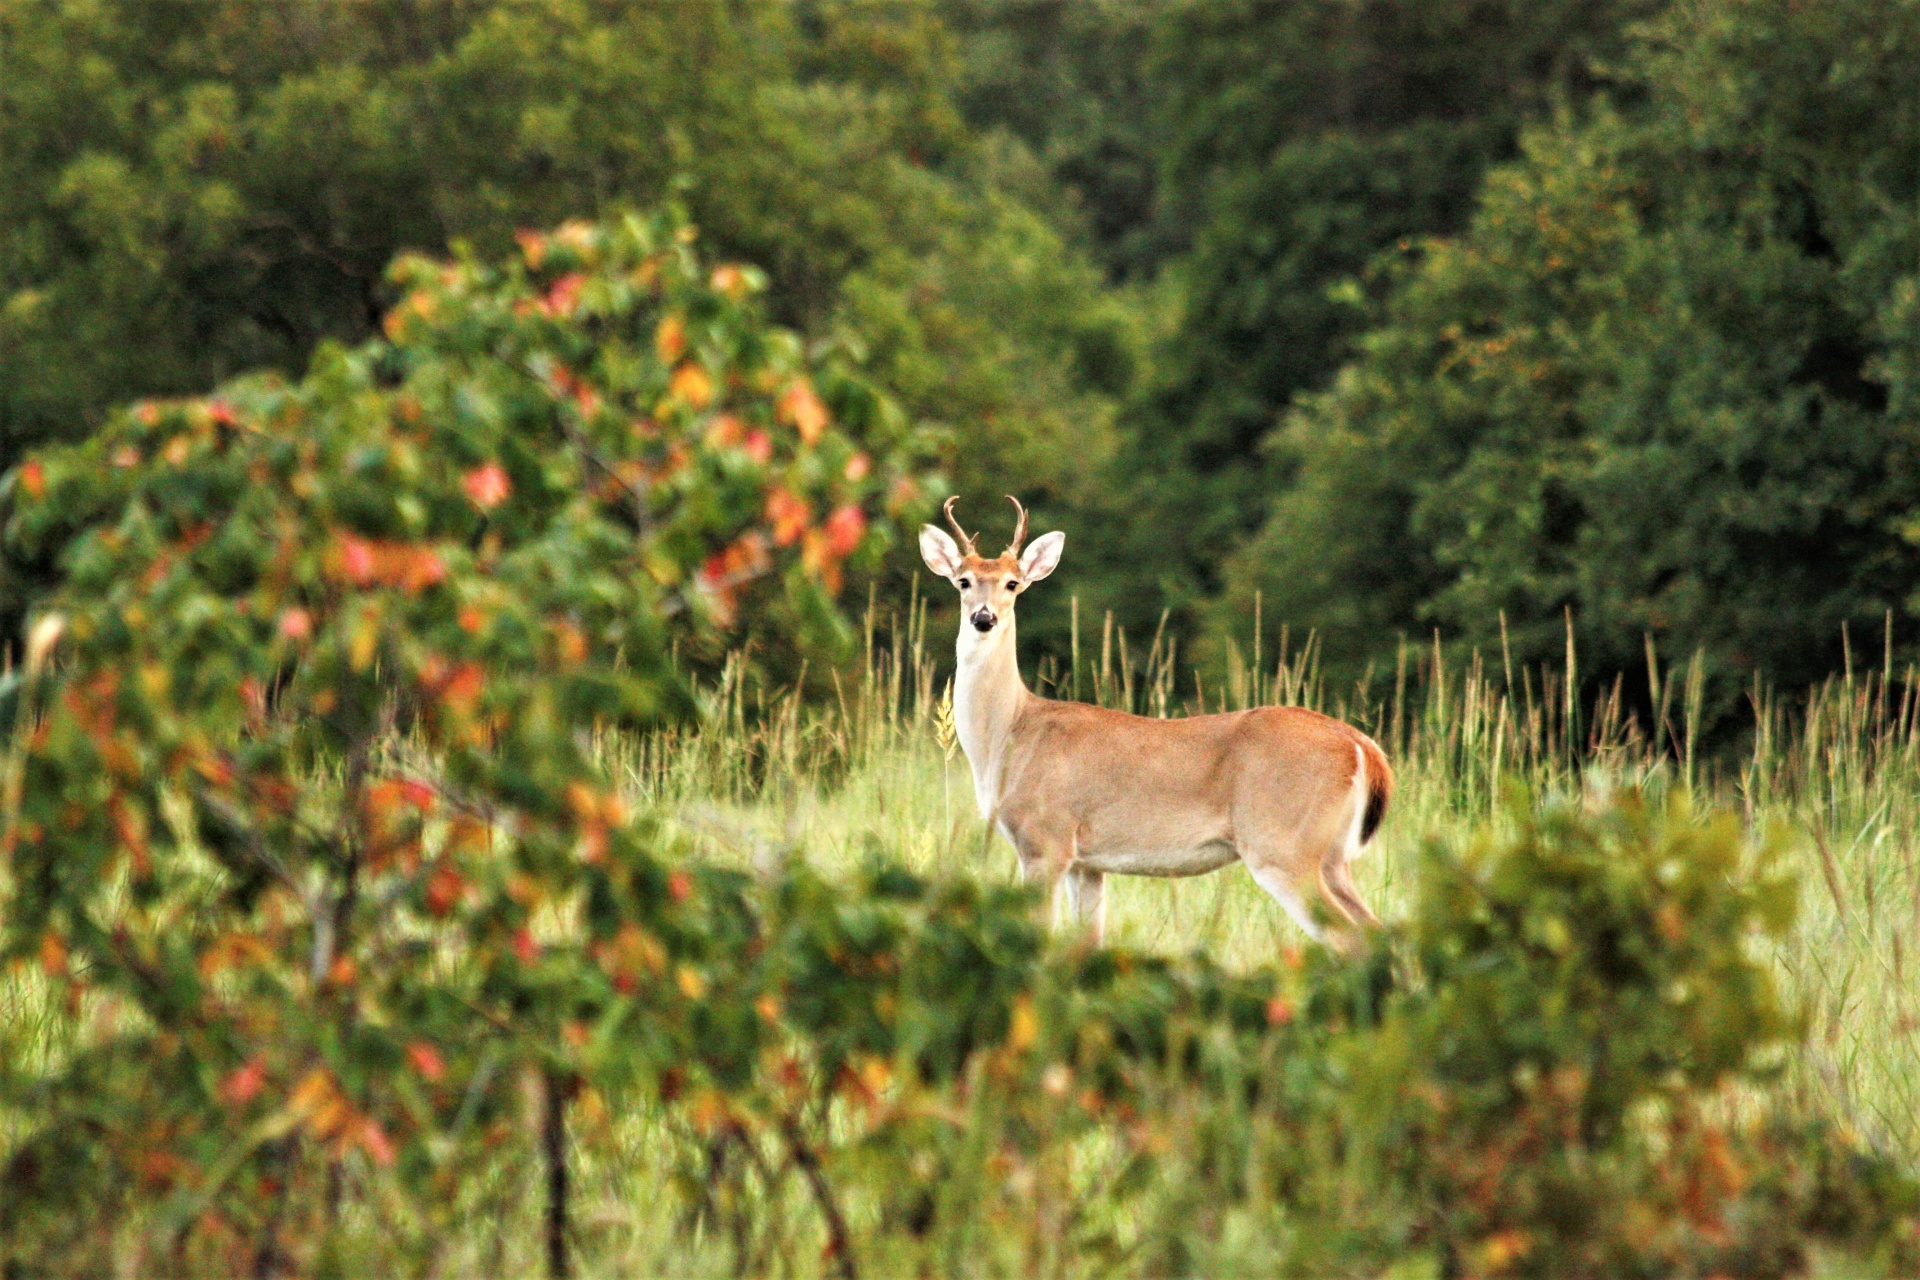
925 497 1391 945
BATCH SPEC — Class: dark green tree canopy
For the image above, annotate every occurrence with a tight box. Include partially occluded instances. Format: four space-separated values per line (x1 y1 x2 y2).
1218 0 1920 691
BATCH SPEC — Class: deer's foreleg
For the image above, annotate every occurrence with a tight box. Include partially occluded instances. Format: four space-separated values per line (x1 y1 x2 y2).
1061 866 1106 944
1009 819 1100 940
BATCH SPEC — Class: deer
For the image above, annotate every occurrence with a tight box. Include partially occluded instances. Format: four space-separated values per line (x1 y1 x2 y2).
920 495 1391 948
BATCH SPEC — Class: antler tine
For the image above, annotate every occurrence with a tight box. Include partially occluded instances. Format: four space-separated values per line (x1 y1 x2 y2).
1004 495 1029 558
942 495 978 556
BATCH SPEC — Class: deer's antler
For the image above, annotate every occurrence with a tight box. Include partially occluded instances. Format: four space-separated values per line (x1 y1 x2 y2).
1004 495 1029 558
943 496 978 557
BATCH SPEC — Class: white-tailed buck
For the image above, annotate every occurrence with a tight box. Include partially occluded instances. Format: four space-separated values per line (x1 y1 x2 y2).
920 496 1391 946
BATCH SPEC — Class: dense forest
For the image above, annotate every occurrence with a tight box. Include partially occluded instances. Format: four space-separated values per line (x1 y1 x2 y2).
5 0 1919 697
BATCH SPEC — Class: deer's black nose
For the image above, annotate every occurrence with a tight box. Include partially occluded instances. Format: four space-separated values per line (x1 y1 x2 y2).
971 609 997 632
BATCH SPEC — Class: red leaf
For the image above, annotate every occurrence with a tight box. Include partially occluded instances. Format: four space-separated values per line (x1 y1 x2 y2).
358 1118 396 1167
339 535 377 586
513 929 539 963
425 865 465 917
406 1042 446 1083
278 608 313 641
540 272 586 318
221 1057 268 1109
823 504 867 556
463 463 511 511
19 459 44 498
668 870 692 903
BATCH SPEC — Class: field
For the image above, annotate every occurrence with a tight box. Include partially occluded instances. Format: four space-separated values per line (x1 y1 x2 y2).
641 603 1920 1150
5 601 1918 1277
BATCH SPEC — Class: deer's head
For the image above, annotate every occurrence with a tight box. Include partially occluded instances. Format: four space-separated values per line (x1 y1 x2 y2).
919 496 1065 638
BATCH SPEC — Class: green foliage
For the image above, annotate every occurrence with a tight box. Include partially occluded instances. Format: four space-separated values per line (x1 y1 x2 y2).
0 206 920 1270
946 0 1170 278
1222 0 1920 692
1105 0 1655 627
0 0 1135 630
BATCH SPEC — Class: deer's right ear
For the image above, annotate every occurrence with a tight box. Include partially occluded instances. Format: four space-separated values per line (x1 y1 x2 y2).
920 525 963 580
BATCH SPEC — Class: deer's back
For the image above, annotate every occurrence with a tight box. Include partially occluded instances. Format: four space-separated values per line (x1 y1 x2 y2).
998 700 1369 866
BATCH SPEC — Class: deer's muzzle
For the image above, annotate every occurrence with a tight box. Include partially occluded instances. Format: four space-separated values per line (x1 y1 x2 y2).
970 609 997 632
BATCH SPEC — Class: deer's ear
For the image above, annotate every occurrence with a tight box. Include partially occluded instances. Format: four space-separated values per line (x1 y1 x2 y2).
1019 531 1065 582
920 525 963 579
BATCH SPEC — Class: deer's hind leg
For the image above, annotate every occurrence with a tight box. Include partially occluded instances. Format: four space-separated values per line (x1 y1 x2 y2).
1239 835 1334 945
1240 809 1367 948
1320 854 1379 929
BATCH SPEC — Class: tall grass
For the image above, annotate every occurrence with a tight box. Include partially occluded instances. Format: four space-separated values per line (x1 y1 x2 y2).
3 599 1915 1276
618 596 1920 1168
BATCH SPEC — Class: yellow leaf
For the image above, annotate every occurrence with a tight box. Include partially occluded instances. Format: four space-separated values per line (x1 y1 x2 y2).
349 608 380 671
1008 996 1038 1053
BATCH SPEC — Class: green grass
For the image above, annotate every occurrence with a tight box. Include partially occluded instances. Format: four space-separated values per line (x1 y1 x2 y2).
621 604 1920 1170
4 603 1917 1275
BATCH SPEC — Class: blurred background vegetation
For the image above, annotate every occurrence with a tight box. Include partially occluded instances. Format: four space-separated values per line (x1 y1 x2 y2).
6 0 1920 706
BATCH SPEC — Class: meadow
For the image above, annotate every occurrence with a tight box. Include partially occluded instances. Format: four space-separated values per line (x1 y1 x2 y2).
6 595 1918 1278
500 599 1907 1274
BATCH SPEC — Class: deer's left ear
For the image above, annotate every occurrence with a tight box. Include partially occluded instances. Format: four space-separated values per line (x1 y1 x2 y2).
1019 531 1065 582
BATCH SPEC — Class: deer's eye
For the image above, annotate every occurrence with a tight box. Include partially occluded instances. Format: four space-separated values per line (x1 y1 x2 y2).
958 578 972 589
1006 581 1019 592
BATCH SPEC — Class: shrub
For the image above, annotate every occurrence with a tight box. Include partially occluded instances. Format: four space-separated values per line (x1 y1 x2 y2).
0 206 921 1273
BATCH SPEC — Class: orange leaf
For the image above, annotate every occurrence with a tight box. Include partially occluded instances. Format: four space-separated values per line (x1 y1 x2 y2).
19 459 44 498
778 379 829 444
278 608 313 641
765 488 810 547
515 229 549 268
655 315 686 362
670 362 714 409
38 930 67 978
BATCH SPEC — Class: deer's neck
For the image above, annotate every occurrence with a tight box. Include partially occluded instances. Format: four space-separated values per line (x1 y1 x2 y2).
954 617 1028 819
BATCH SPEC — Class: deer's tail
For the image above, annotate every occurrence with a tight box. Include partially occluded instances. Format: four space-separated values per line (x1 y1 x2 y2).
1345 734 1393 858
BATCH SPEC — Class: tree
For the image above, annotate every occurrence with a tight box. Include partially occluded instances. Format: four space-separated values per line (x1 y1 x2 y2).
1100 0 1655 635
1218 0 1920 693
0 0 1136 645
